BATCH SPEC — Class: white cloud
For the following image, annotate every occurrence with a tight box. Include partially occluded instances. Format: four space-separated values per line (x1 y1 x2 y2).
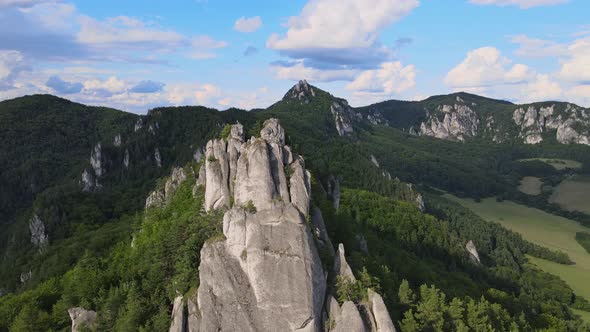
189 35 228 59
346 61 415 95
468 0 568 9
0 0 56 8
234 16 262 33
558 37 590 83
271 60 358 82
566 85 590 106
268 0 418 50
445 47 534 88
511 34 568 57
0 50 28 90
83 76 127 97
77 15 184 49
444 47 569 104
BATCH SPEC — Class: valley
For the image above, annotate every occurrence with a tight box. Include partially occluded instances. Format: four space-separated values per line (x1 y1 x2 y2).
447 195 590 304
550 175 590 214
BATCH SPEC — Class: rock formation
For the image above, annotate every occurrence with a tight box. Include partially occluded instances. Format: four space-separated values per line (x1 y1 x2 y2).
134 118 144 132
285 79 316 103
29 214 48 249
113 134 122 147
326 175 341 210
68 307 97 332
194 119 324 331
90 143 104 177
512 104 590 145
124 149 130 168
172 118 397 332
419 104 479 142
155 148 162 168
169 296 185 332
331 101 356 137
20 270 32 283
415 194 425 212
466 240 481 264
145 167 187 209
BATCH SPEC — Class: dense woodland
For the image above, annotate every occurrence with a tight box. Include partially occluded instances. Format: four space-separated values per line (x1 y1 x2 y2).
1 89 590 330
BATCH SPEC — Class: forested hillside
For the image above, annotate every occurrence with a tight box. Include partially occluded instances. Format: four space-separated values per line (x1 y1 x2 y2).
1 82 590 331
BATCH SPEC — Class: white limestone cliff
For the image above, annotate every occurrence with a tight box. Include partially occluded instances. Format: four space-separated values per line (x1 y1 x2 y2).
419 104 479 142
29 214 48 249
466 240 481 265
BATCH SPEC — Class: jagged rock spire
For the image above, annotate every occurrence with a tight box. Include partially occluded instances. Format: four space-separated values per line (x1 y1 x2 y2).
284 79 316 103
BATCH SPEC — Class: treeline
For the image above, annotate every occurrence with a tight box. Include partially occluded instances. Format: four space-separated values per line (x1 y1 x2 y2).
317 188 589 330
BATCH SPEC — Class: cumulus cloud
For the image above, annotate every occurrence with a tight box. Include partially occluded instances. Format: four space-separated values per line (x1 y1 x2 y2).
558 37 590 84
468 0 568 8
445 47 534 88
83 76 126 97
511 34 568 57
45 75 82 94
0 50 28 90
130 80 165 93
270 60 358 82
234 16 262 33
346 61 416 95
0 0 56 8
267 0 418 74
445 47 567 104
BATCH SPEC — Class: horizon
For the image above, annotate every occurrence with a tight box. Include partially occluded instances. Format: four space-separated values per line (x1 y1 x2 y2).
0 0 589 113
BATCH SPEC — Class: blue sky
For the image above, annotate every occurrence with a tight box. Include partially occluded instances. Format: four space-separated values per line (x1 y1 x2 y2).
0 0 588 113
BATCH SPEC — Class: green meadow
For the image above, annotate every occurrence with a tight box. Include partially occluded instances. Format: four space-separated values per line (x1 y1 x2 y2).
446 195 590 303
518 176 542 195
550 175 590 215
518 158 582 170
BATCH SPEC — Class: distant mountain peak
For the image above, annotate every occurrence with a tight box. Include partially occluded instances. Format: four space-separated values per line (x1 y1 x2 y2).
283 79 317 103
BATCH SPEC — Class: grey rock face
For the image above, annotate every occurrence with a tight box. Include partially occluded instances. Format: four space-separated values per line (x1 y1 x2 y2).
415 194 425 212
332 301 367 332
285 79 316 103
124 149 130 168
512 104 590 145
90 143 104 177
334 243 356 282
331 101 356 136
419 104 478 142
146 167 187 209
134 118 144 132
311 206 335 257
466 240 481 264
68 307 97 332
29 214 48 249
20 270 32 283
196 119 326 331
370 155 380 168
197 203 326 331
155 148 162 168
368 289 397 332
113 134 122 147
187 298 200 332
169 296 185 332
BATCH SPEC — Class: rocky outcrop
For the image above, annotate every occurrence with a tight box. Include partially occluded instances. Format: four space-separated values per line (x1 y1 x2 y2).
334 243 356 282
284 79 316 103
368 289 397 332
20 270 32 283
124 149 130 168
415 194 425 212
331 101 356 137
29 214 48 249
195 119 324 331
68 307 97 332
466 240 481 264
169 296 185 332
145 167 187 209
512 104 590 145
419 104 478 142
155 148 162 168
134 118 144 132
90 143 104 177
113 134 122 147
190 119 398 332
370 155 380 168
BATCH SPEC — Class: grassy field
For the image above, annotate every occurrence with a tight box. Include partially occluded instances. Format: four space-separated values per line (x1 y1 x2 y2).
518 158 582 170
518 176 542 195
576 232 590 254
445 195 590 304
549 175 590 214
